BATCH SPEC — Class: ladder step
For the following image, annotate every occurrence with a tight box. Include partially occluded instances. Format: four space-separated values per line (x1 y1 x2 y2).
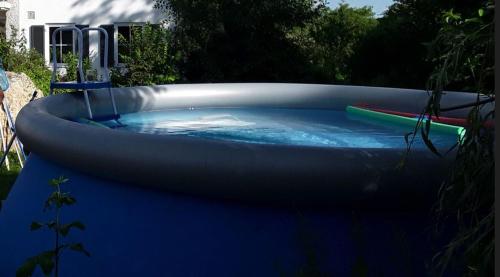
92 114 121 122
74 118 110 129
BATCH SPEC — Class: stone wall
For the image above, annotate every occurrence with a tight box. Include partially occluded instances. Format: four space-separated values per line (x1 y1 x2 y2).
5 0 19 39
1 72 41 153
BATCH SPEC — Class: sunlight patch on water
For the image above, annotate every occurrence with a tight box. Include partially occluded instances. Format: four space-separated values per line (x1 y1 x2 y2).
94 107 458 149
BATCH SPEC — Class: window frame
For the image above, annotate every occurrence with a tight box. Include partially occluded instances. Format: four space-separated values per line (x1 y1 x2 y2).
46 23 76 67
113 22 145 67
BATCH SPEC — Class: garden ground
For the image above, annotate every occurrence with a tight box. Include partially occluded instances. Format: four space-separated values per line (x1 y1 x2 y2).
0 151 20 201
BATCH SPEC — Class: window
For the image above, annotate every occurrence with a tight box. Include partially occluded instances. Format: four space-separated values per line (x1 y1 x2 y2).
49 26 75 64
0 11 6 38
115 23 144 65
30 25 45 57
117 25 131 64
27 11 35 20
99 24 115 67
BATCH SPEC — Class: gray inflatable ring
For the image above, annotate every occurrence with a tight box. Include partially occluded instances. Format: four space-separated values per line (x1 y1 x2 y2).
15 83 492 206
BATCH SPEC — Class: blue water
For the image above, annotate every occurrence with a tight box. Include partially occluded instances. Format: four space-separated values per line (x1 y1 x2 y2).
97 107 459 149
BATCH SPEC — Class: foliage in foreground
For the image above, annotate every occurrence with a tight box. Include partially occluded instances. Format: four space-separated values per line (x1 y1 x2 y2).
0 27 52 95
16 176 89 277
422 2 494 276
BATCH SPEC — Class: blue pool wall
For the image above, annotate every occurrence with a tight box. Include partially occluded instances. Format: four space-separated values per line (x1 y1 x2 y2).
1 155 441 276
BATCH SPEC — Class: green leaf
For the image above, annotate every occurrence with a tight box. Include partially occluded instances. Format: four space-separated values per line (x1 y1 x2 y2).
49 179 59 187
30 221 43 231
404 132 414 146
70 243 91 257
16 251 56 277
36 251 55 276
49 176 69 187
60 194 77 206
43 192 60 210
16 257 37 277
464 18 480 23
478 8 484 17
421 122 441 157
59 221 86 237
46 221 57 230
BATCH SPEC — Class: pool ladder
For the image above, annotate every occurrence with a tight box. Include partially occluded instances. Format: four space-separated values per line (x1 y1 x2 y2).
49 26 118 120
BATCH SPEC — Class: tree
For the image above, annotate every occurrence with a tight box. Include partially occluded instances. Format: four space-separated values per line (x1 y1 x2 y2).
288 3 377 83
350 0 484 89
155 0 326 82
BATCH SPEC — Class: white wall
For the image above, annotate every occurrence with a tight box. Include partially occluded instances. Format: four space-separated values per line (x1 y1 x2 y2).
17 0 163 70
6 0 20 39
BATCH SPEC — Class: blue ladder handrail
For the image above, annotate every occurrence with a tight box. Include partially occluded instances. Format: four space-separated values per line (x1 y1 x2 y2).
50 26 84 85
49 26 118 119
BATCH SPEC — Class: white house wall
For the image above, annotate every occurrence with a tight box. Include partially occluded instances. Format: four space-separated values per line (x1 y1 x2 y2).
16 0 163 69
5 0 20 39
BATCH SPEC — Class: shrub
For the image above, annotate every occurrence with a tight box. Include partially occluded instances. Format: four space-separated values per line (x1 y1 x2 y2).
425 3 494 275
111 23 180 87
0 27 52 95
61 52 91 82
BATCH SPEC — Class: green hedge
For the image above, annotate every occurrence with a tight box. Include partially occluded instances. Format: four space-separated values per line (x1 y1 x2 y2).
0 28 52 96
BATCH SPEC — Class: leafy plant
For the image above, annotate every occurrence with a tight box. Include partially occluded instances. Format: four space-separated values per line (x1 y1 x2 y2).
61 52 91 82
0 26 52 95
47 52 94 94
16 176 90 277
400 2 494 276
111 23 180 87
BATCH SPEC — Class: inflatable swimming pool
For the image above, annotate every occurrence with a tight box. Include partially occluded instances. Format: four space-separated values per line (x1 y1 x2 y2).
1 83 493 276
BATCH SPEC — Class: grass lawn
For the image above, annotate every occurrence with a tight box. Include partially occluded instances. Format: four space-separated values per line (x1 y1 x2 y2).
0 151 21 201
